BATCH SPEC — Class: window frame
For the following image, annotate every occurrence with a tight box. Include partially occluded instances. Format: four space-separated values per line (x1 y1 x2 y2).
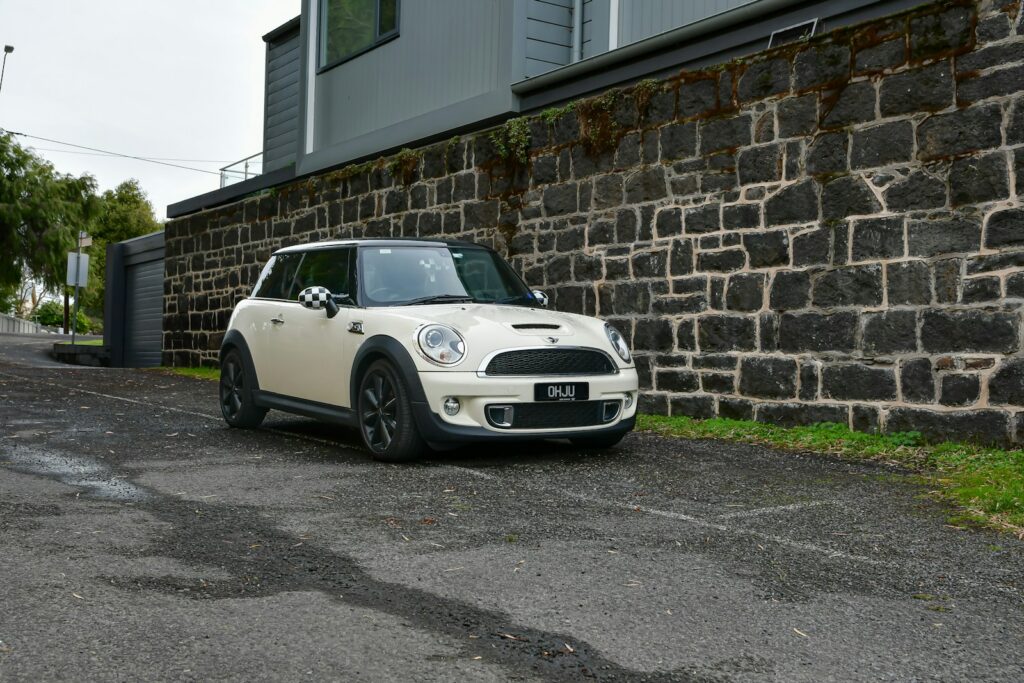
292 246 359 306
317 0 401 74
250 253 304 302
251 248 358 305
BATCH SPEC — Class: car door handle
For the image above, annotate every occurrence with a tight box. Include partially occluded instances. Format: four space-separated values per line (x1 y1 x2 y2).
270 316 284 325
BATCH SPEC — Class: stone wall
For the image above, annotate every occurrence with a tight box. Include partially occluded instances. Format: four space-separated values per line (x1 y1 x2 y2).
164 0 1024 444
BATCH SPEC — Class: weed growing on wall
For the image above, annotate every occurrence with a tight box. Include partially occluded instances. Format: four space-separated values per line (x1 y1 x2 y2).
632 78 663 119
386 148 421 185
575 90 622 155
490 117 531 165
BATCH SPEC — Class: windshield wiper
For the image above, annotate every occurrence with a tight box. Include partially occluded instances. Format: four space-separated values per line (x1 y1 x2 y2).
398 294 476 306
493 294 535 305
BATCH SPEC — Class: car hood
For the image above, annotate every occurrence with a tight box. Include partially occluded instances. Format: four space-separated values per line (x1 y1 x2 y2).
373 303 627 369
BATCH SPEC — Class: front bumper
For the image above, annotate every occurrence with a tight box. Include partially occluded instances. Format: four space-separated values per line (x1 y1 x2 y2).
411 369 638 445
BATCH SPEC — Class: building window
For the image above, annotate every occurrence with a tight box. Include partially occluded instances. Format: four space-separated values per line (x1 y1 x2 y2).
319 0 399 70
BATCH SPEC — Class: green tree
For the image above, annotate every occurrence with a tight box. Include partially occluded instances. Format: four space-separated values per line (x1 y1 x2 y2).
0 133 99 293
82 179 162 317
33 299 90 333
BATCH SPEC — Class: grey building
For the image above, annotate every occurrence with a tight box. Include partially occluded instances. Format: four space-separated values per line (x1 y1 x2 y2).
172 0 918 218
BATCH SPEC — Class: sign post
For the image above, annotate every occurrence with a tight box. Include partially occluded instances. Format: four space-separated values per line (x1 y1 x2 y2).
66 231 91 344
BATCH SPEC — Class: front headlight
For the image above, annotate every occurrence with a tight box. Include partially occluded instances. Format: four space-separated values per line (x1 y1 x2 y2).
417 324 466 366
605 323 631 363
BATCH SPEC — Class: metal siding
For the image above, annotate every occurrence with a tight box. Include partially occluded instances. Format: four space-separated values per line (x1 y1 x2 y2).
618 0 758 46
313 0 512 151
123 259 163 368
582 0 610 57
263 26 301 173
266 105 299 130
525 0 573 76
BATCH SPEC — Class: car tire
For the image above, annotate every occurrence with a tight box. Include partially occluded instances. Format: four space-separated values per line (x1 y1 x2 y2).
570 432 626 450
358 359 426 463
219 349 267 428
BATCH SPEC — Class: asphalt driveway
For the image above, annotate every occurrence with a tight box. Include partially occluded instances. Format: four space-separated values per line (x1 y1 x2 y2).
1 333 1022 681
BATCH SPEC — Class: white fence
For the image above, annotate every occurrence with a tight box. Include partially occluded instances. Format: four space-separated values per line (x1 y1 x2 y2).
0 313 43 334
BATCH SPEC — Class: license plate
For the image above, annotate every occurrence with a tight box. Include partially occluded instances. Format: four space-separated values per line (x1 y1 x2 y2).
534 382 589 402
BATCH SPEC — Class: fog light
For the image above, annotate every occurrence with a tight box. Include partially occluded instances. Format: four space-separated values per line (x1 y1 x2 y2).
443 397 461 416
624 393 634 409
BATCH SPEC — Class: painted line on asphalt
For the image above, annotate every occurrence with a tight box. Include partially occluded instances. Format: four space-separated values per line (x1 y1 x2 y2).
450 465 889 567
0 370 222 421
715 500 830 520
0 369 362 453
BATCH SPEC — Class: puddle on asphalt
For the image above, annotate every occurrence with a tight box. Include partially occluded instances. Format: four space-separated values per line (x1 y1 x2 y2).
1 446 147 501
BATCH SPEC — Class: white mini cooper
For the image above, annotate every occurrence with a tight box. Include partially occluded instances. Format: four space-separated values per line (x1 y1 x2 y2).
219 239 638 461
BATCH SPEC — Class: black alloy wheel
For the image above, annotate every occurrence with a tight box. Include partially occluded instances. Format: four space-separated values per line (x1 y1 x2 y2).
361 370 398 451
357 359 425 462
219 349 267 428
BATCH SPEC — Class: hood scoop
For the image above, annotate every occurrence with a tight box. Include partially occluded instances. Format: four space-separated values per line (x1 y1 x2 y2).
512 323 561 330
506 321 574 337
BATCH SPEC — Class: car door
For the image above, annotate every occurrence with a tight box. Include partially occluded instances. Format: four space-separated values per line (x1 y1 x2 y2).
245 252 302 394
266 247 357 407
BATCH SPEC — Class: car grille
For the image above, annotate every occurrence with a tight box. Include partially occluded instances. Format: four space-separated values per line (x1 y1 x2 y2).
498 401 615 429
484 348 616 376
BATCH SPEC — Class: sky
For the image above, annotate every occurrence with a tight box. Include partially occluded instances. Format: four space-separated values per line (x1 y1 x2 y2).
0 0 301 220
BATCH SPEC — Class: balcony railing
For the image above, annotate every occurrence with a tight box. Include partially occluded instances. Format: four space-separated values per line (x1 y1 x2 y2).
219 152 263 188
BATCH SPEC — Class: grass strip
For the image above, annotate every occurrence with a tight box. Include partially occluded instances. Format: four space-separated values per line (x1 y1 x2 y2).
637 414 1024 536
156 366 220 381
56 339 104 346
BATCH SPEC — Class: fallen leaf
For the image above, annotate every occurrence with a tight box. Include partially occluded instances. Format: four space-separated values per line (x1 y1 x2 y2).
71 593 85 600
498 633 525 641
793 628 809 638
420 517 437 525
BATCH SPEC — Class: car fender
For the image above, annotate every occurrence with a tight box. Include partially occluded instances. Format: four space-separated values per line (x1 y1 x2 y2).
349 334 429 410
220 329 261 391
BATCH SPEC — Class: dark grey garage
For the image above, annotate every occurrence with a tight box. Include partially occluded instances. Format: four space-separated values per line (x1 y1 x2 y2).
104 230 165 367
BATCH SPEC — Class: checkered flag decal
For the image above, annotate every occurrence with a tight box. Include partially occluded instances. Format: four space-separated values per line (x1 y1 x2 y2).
299 286 332 310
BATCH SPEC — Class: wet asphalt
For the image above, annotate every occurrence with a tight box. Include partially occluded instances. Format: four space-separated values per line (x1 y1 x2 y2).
1 333 1023 682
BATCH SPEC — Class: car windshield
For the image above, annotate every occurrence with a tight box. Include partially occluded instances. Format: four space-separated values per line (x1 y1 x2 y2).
360 245 535 307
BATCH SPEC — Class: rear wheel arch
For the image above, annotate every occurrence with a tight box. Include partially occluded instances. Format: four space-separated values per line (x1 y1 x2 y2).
220 329 260 391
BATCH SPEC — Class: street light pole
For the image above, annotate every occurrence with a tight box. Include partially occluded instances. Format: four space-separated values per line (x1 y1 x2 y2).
0 45 14 98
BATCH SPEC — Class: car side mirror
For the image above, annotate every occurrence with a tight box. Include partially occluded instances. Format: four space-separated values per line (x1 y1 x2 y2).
298 286 340 319
532 290 549 307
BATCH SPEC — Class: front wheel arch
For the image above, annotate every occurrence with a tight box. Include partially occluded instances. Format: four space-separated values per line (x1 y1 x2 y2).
349 335 427 412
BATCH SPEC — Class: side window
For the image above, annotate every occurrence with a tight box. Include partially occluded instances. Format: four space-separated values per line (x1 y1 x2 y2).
252 253 302 300
320 0 399 69
293 248 355 302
